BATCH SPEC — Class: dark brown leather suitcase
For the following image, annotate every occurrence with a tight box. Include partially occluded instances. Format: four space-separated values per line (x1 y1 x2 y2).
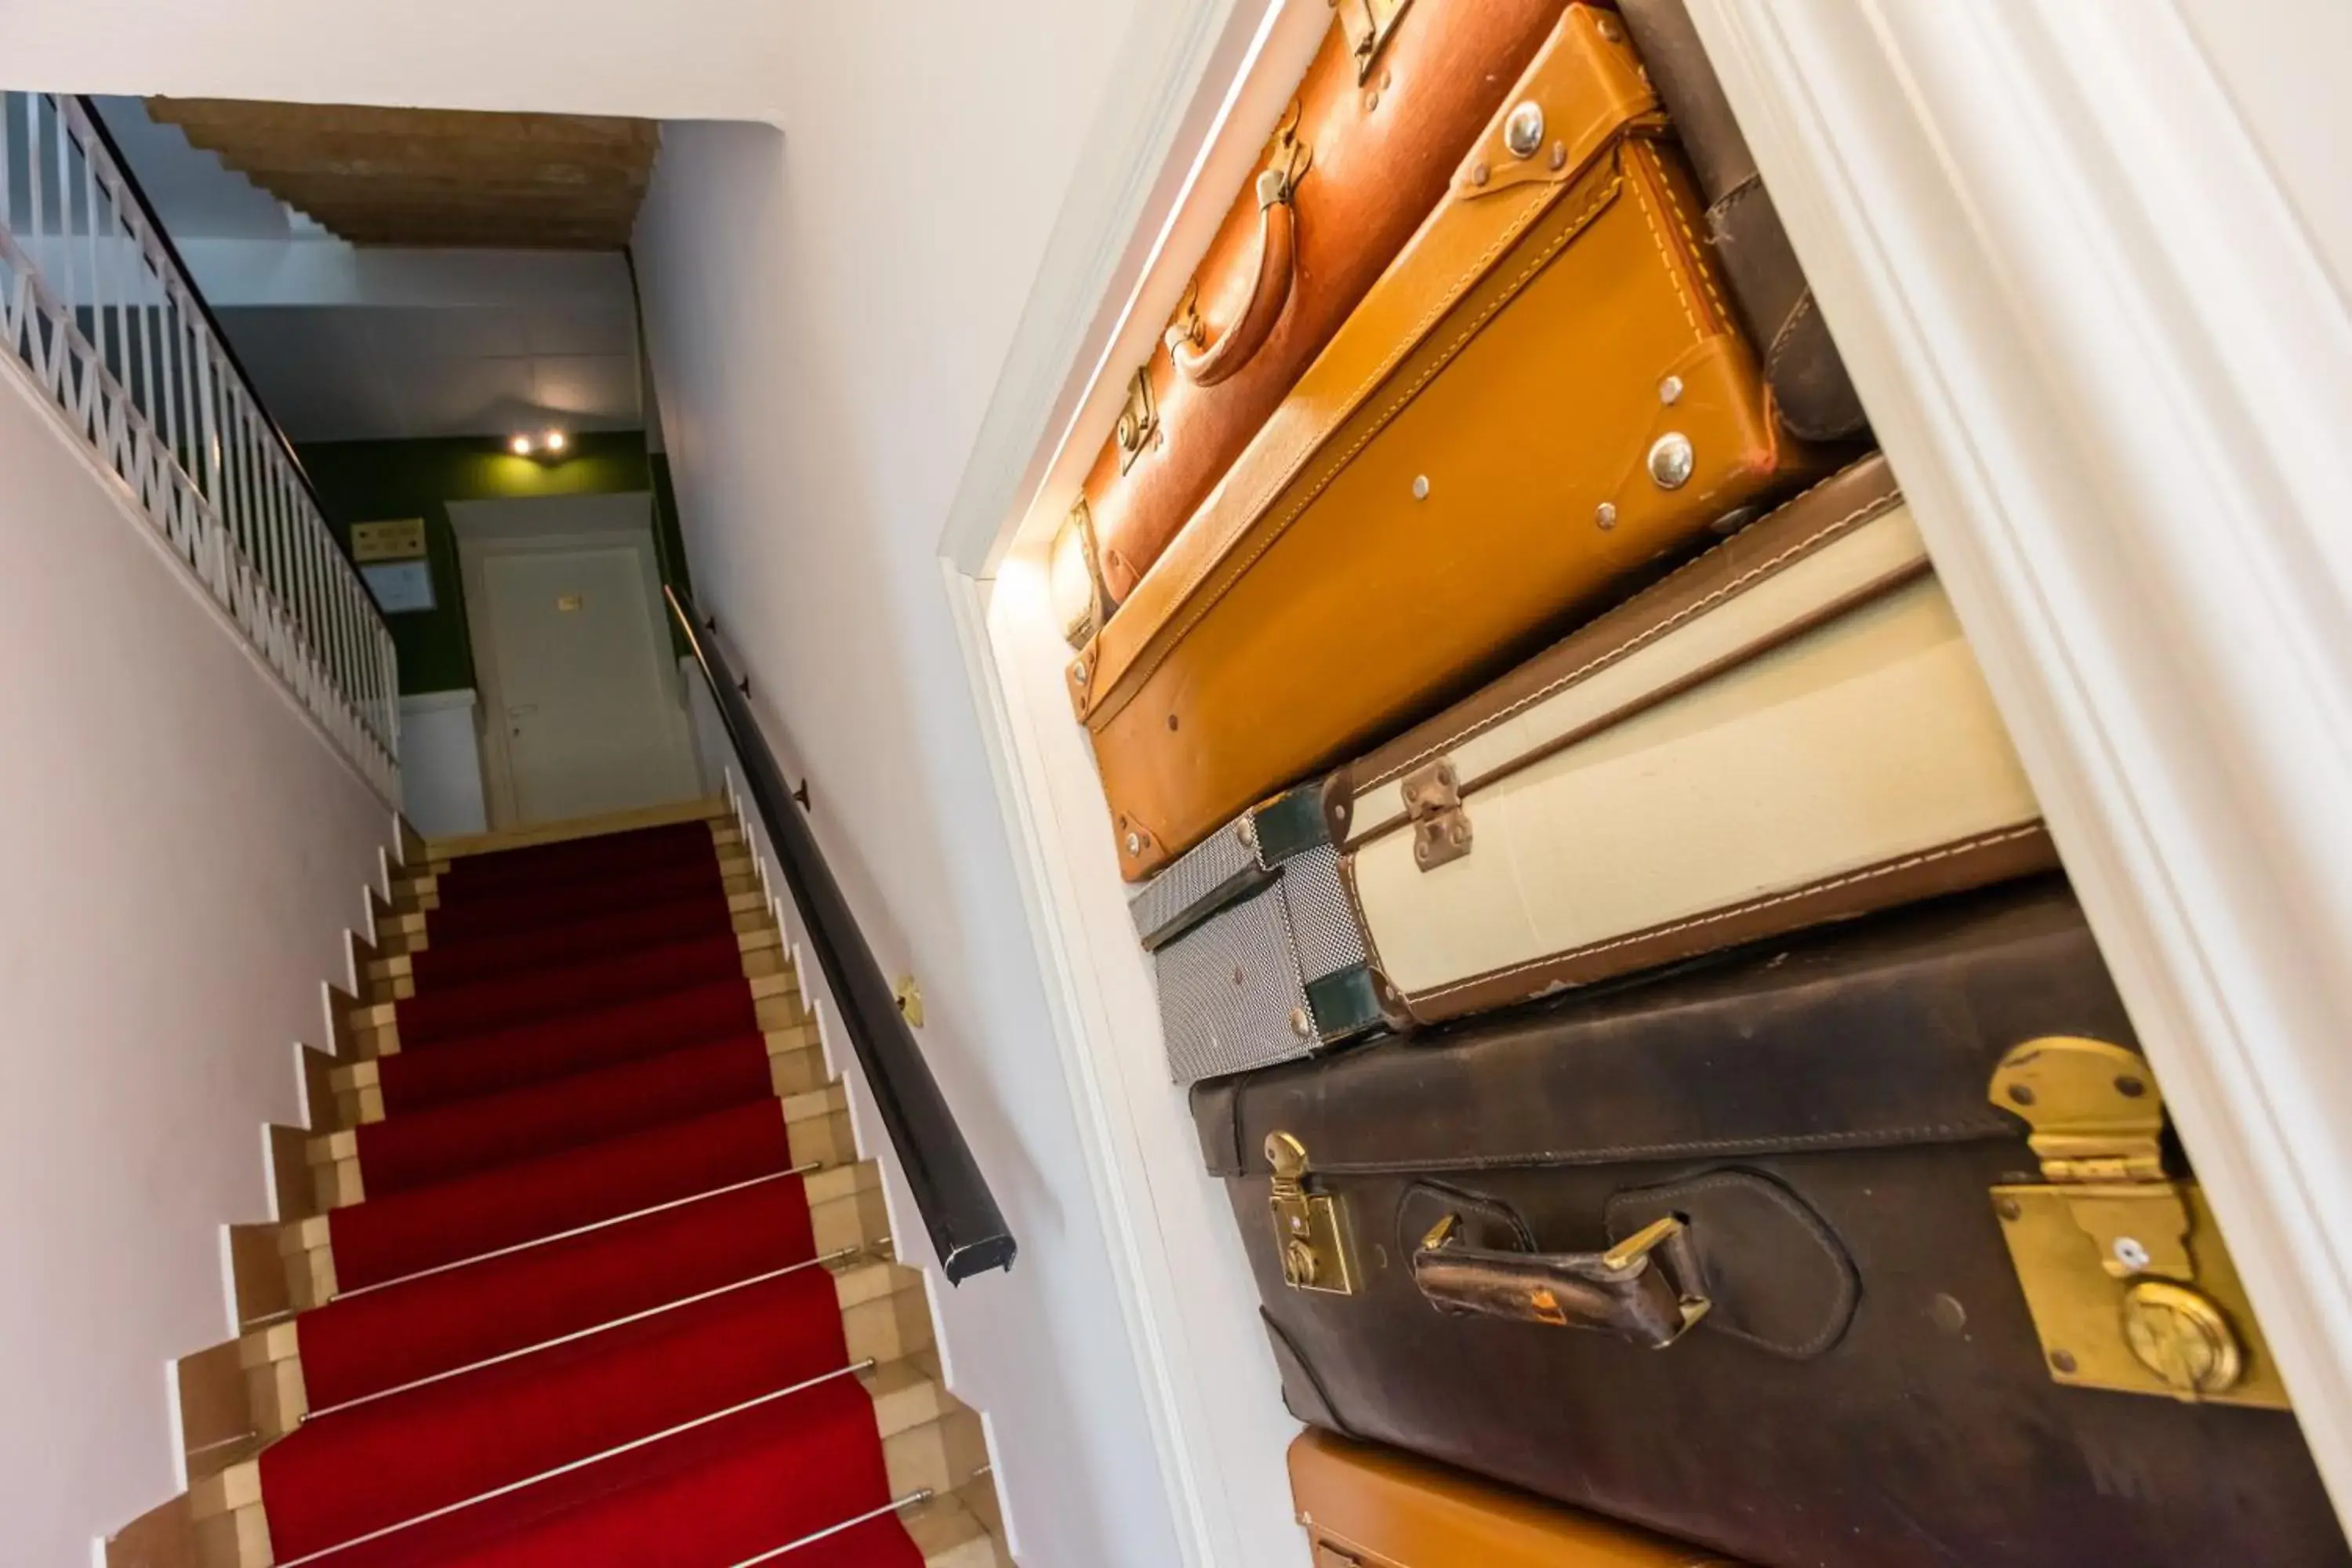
1192 880 2349 1567
1057 0 1572 627
1617 0 1866 441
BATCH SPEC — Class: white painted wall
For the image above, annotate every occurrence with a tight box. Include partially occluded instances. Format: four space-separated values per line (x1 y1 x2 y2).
398 689 490 837
0 370 394 1562
630 3 1214 1553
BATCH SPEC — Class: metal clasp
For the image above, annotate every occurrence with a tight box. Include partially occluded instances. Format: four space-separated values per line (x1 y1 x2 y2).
1268 1131 1356 1295
1989 1036 2286 1408
1335 0 1415 84
1401 759 1472 871
1114 365 1158 473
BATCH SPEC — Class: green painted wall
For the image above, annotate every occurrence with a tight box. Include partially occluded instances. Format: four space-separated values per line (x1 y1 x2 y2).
300 432 693 695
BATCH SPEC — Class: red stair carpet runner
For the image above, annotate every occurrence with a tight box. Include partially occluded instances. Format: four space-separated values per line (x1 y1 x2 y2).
232 819 948 1566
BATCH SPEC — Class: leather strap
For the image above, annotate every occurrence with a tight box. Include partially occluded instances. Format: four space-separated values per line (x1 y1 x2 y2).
1167 127 1308 387
1410 1208 1708 1348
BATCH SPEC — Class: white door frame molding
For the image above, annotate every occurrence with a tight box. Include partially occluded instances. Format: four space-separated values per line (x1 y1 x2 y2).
451 491 695 829
940 0 2352 1553
1681 0 2352 1518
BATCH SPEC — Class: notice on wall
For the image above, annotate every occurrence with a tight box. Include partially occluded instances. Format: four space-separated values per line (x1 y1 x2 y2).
361 559 437 614
351 517 428 563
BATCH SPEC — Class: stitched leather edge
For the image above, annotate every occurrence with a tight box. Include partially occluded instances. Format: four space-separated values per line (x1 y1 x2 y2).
1405 823 2049 1004
1249 1117 2020 1178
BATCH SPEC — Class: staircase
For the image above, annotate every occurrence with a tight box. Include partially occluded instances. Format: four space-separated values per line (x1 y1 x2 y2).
141 800 1006 1567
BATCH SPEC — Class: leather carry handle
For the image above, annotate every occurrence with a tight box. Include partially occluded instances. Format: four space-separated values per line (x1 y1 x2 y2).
1165 125 1308 388
1412 1213 1711 1348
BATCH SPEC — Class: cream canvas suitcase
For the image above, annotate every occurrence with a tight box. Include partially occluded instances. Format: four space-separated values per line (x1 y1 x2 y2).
1324 452 2056 1025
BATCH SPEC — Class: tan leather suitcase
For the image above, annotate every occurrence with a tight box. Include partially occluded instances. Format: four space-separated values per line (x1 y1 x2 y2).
1052 0 1572 635
1072 5 1817 880
1291 1430 1739 1567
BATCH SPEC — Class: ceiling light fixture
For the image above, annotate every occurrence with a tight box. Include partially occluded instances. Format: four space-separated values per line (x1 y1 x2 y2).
509 434 534 456
543 430 568 453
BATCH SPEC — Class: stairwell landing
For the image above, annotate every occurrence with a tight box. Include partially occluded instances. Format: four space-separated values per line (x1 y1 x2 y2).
111 800 1007 1568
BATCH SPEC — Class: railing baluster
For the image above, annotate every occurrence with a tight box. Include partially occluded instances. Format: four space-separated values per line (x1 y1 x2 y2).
0 96 397 798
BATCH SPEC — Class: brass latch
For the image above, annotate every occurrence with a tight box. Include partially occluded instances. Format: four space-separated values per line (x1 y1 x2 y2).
1989 1036 2287 1408
1114 365 1158 474
1269 1131 1355 1295
1402 759 1472 871
1335 0 1415 83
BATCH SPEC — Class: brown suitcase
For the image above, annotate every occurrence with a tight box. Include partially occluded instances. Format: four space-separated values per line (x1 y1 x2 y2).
1617 0 1866 441
1072 5 1817 881
1059 0 1573 627
1291 1430 1740 1567
1195 880 2351 1568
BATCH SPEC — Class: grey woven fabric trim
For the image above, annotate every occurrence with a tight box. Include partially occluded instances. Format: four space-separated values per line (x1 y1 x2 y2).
1129 811 1262 945
1282 842 1367 982
1154 883 1319 1085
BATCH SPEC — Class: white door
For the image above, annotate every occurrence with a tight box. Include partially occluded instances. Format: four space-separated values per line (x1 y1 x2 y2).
456 494 701 827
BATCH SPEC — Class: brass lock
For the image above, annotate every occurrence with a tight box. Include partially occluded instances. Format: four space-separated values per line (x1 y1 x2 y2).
1988 1036 2286 1408
1268 1131 1356 1295
1113 366 1158 472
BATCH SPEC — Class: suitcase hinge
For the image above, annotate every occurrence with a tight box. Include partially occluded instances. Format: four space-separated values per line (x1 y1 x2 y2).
1114 365 1159 474
1989 1036 2287 1409
1402 759 1472 871
1268 1131 1356 1295
1335 0 1414 84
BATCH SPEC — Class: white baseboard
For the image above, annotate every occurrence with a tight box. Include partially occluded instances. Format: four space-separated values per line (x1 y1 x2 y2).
397 688 488 838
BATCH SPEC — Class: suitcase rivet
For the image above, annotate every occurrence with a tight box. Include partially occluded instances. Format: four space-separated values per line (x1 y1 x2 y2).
1594 502 1618 531
1124 832 1142 855
1596 14 1623 42
1549 140 1568 171
1471 162 1490 187
2113 1236 2152 1272
1504 102 1547 160
1995 1196 2022 1221
1647 433 1695 489
1363 89 1380 113
1659 375 1684 405
2007 1083 2037 1107
1288 1007 1314 1039
1071 659 1087 684
2050 1349 2079 1374
1411 474 1430 500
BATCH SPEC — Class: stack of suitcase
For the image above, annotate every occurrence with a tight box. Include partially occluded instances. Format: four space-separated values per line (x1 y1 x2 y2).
1059 2 2350 1564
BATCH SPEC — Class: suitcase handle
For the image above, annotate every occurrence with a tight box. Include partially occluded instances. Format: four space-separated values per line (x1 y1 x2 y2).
1166 128 1307 388
1411 1213 1711 1348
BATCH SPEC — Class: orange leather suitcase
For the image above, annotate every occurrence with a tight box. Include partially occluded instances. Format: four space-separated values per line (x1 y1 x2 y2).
1072 5 1816 880
1051 0 1570 637
1291 1430 1739 1568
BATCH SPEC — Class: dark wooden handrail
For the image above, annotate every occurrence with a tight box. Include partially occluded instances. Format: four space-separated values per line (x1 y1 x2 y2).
668 586 1016 1283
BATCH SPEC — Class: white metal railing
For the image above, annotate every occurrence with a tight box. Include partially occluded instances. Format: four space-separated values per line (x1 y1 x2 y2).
0 93 399 800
